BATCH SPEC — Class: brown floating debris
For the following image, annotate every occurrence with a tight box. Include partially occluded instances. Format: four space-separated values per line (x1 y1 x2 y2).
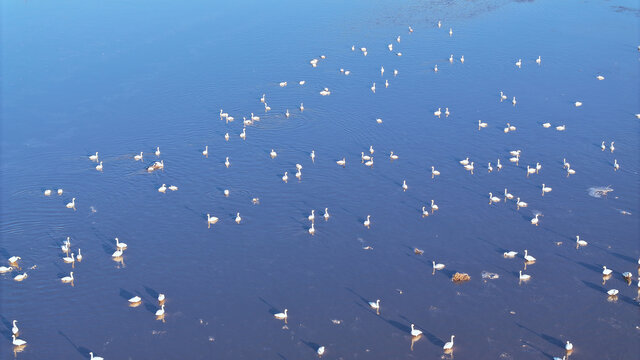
452 272 471 282
414 248 424 255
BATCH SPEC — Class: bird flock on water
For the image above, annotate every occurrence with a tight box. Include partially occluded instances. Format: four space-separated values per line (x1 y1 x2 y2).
5 20 640 359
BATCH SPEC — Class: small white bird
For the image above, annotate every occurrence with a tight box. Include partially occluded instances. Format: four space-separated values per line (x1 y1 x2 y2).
308 210 315 222
129 296 142 303
504 188 514 201
44 189 52 196
411 324 423 337
503 251 518 258
389 151 399 160
431 199 439 213
235 212 242 224
489 192 501 204
225 157 230 168
324 208 330 220
202 146 208 157
449 28 453 36
14 273 28 281
515 59 522 67
207 214 219 228
336 158 346 166
543 122 551 128
519 271 531 281
610 141 615 153
574 101 582 107
308 223 315 235
282 172 288 182
9 256 21 264
155 304 165 317
431 166 440 178
89 152 99 161
602 266 613 276
434 108 442 117
134 152 144 161
369 299 380 310
614 159 619 171
364 215 371 227
155 147 161 156
536 56 541 65
433 261 445 270
270 149 277 158
158 184 167 193
317 346 325 357
95 161 103 171
57 189 64 195
402 180 408 191
542 184 552 196
607 289 619 296
478 120 487 129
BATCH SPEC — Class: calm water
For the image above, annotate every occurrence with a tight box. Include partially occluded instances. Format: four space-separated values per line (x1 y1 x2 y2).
2 0 639 359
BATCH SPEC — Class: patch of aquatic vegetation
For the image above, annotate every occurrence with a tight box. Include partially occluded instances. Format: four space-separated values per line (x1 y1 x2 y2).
588 186 613 198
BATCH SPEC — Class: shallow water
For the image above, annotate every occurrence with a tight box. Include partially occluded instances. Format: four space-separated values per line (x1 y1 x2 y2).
2 0 639 359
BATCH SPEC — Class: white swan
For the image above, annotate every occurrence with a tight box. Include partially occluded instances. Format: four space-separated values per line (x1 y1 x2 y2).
602 266 613 276
61 237 70 253
9 256 21 264
12 335 27 346
500 91 507 101
516 198 528 210
158 293 165 303
526 166 536 176
576 235 587 247
543 122 551 128
607 289 619 296
371 82 376 93
240 128 246 140
565 341 573 351
225 157 230 168
556 125 566 131
89 352 104 360
434 108 441 117
134 152 143 161
460 157 469 166
300 103 304 111
361 152 371 161
542 184 552 195
614 159 619 171
337 158 346 166
390 151 398 160
155 304 165 316
324 208 330 220
0 266 13 273
574 101 582 107
369 299 380 309
44 189 52 196
515 59 522 67
274 309 288 320
524 250 536 262
317 346 325 357
158 184 167 193
504 251 518 257
129 296 141 303
512 97 517 106
497 159 502 171
282 172 288 182
422 206 430 217
66 198 76 209
566 165 575 176
369 146 374 155
112 248 123 258
464 162 474 172
61 272 74 283
443 335 455 350
488 162 493 172
308 210 315 222
89 152 99 161
12 320 18 335
310 150 315 161
478 120 487 129
270 149 277 158
431 199 439 213
531 214 540 226
155 147 161 156
402 180 408 191
224 189 229 196
308 223 315 235
431 166 440 178
519 271 530 281
14 273 28 281
460 56 465 63
364 215 371 227
445 108 450 117
168 185 178 191
63 253 75 263
433 261 445 270
536 56 541 64
96 161 103 171
202 146 208 157
235 213 242 224
115 237 127 250
610 141 615 153
411 324 423 337
489 192 501 204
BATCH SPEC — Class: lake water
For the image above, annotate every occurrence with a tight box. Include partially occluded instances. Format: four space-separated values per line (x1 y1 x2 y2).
2 0 639 359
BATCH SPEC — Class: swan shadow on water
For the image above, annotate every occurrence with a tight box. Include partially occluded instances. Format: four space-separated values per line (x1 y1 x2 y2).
0 247 10 259
345 287 372 307
277 353 289 360
520 338 555 359
555 254 601 274
515 323 564 349
119 288 136 301
0 315 13 340
301 339 322 352
398 315 444 347
58 330 92 358
581 280 606 294
144 302 160 315
144 286 160 299
610 251 637 264
258 297 279 315
101 242 114 256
